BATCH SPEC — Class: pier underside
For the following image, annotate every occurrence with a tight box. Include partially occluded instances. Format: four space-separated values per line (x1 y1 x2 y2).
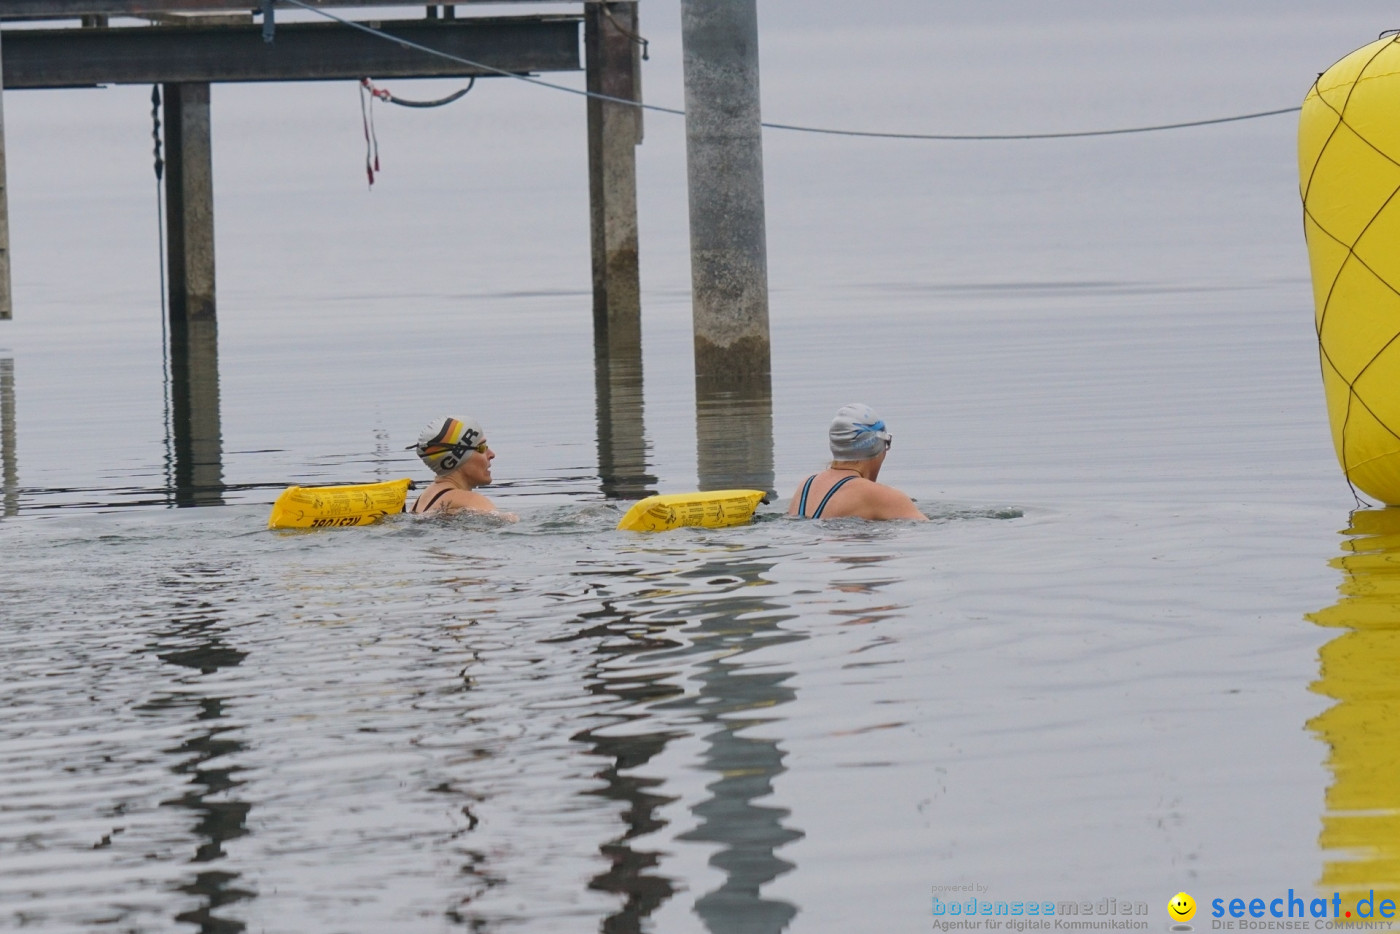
0 1 649 499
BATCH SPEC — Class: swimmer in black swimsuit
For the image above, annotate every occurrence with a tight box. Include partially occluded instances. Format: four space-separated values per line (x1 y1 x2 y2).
787 403 926 521
407 415 513 518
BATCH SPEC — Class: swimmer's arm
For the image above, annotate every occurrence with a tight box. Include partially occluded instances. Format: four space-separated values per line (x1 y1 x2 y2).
871 487 928 521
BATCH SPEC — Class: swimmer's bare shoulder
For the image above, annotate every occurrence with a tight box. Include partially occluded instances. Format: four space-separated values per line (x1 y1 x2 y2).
432 489 497 514
414 487 517 521
864 482 928 521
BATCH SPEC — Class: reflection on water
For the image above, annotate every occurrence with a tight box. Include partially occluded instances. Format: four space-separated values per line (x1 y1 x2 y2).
661 551 803 933
696 389 774 496
596 344 657 501
144 562 253 932
1 356 14 516
1308 509 1400 895
560 597 682 934
0 332 230 514
167 319 223 507
562 548 803 932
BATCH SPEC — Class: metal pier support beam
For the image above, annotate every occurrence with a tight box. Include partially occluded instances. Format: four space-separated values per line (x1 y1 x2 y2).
681 0 773 493
163 82 215 322
0 33 12 322
2 18 581 88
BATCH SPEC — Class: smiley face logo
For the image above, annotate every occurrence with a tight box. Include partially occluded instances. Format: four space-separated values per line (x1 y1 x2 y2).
1168 892 1196 923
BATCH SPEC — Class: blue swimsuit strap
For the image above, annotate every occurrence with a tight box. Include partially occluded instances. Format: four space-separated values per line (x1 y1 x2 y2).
812 475 857 518
798 475 817 517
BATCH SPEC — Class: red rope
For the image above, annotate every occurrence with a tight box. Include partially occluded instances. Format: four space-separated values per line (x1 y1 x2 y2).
355 77 475 186
358 78 382 187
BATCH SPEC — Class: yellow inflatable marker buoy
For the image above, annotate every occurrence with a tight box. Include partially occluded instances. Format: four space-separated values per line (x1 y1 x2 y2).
1301 35 1400 504
616 489 766 532
267 478 412 530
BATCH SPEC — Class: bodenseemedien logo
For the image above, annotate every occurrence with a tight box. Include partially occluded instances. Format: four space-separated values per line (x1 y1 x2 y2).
932 897 1151 930
932 898 1057 918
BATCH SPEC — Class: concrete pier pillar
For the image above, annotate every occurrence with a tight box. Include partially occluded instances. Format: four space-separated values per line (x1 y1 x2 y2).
680 0 771 396
594 351 655 500
163 82 216 323
168 320 223 506
0 32 13 322
161 82 221 505
681 0 774 493
585 1 643 362
696 391 773 496
586 2 649 499
1 357 15 516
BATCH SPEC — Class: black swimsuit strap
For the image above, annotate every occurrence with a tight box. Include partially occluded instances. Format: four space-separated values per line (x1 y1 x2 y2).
415 486 453 514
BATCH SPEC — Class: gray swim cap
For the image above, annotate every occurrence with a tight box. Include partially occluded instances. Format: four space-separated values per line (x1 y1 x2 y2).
829 403 892 460
408 415 486 474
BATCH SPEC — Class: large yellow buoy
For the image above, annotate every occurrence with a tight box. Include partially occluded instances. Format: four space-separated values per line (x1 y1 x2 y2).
1301 35 1400 503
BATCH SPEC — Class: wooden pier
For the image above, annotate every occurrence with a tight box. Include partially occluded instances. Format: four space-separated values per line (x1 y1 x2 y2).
0 0 641 327
0 0 649 500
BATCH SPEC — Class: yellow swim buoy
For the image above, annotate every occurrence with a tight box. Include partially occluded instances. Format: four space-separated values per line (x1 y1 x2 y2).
616 489 766 532
1301 36 1400 503
267 478 412 529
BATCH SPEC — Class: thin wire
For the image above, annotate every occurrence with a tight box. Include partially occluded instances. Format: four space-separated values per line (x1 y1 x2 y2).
761 106 1303 140
281 0 682 115
282 0 1300 140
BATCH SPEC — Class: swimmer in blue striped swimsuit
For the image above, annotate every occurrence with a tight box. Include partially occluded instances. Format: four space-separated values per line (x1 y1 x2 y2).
787 403 927 521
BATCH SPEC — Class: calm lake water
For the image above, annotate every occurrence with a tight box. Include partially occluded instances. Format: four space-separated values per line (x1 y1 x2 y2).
4 2 1399 931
